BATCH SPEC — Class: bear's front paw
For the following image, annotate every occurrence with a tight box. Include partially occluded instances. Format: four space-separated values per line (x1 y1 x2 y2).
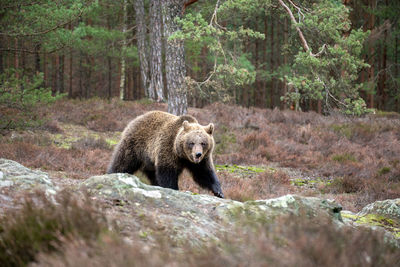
214 191 224 198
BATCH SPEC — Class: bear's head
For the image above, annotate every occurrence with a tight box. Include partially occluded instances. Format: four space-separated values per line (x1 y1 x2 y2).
175 120 214 164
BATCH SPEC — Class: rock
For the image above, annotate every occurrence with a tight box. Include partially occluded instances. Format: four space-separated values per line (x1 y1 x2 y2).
358 198 400 220
341 199 400 246
81 173 343 245
0 158 56 195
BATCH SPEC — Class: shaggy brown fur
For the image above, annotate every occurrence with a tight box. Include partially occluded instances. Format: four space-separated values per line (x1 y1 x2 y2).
107 111 223 198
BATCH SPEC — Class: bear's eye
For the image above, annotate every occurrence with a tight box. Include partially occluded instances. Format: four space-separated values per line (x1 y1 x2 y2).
188 142 195 148
201 142 207 147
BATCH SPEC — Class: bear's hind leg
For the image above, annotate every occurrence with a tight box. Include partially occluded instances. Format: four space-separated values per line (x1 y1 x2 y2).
143 170 158 186
155 166 179 190
107 148 141 174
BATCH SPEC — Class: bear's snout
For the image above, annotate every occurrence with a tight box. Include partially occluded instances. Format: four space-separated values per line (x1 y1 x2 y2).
191 144 204 163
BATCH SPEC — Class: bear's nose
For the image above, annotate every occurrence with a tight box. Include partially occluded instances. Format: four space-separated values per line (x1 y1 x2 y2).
195 152 202 158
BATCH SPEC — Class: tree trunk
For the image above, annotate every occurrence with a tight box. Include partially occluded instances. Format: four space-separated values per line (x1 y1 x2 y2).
69 50 73 97
396 35 399 112
79 53 83 98
263 14 268 108
283 17 288 110
119 0 128 100
367 0 376 109
149 0 165 102
14 38 19 80
43 52 48 88
35 44 41 74
270 14 274 109
134 0 151 99
107 56 112 99
162 0 188 115
254 15 260 107
58 55 65 93
52 55 58 95
377 0 388 110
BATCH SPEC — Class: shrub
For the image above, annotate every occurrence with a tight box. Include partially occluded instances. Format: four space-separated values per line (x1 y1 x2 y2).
0 191 107 267
0 69 64 132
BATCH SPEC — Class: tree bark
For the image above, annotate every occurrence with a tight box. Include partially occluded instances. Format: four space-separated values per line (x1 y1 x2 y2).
254 15 260 107
107 56 112 99
14 38 19 80
396 35 399 112
52 55 58 95
377 0 388 110
162 0 188 115
67 22 73 97
34 44 41 74
270 14 275 109
119 0 128 100
367 0 376 109
58 54 64 93
134 0 151 99
43 52 48 88
283 17 288 110
149 0 165 102
69 49 73 97
278 0 311 53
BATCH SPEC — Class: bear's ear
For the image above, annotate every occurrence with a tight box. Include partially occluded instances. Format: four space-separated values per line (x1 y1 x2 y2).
204 123 214 135
183 120 190 131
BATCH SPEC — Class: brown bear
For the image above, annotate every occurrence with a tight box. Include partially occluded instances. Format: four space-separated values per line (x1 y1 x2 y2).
107 111 224 198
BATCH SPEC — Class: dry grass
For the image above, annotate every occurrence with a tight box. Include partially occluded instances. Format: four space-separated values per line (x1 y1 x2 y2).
30 212 400 267
0 142 109 179
0 191 107 267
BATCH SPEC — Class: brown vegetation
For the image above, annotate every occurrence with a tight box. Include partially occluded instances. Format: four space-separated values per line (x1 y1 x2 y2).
1 99 400 209
1 191 398 267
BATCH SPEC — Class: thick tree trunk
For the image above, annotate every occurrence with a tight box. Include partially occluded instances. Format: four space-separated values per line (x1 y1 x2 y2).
162 0 188 115
149 0 165 102
134 0 151 99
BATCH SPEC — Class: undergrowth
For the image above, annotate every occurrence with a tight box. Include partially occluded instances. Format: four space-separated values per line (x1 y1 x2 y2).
1 195 396 267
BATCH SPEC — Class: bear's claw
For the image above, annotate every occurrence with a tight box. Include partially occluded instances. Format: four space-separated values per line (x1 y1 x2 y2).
214 191 224 198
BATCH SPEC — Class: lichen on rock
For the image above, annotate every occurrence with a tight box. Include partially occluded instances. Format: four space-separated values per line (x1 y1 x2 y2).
0 158 56 195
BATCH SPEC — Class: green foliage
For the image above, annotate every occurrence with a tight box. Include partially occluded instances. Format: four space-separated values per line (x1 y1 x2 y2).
378 166 391 176
174 5 264 102
331 153 357 163
282 0 370 115
0 69 64 130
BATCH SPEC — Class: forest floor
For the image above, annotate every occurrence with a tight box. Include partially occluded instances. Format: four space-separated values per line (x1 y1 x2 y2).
1 98 400 211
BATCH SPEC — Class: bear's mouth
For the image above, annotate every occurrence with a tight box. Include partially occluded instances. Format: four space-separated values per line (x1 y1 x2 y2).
191 154 203 164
